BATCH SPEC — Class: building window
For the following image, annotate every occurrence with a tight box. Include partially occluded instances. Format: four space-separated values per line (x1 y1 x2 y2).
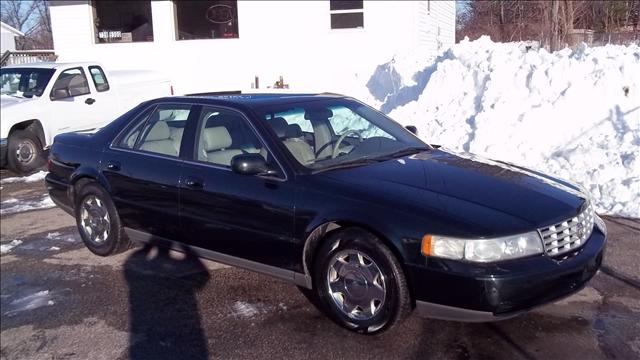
330 0 363 29
92 1 153 43
175 1 239 40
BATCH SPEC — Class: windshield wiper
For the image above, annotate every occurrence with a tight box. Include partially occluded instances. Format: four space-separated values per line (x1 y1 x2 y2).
313 146 430 174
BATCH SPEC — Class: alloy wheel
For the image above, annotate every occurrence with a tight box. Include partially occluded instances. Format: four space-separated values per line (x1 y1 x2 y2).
80 195 111 244
326 249 386 320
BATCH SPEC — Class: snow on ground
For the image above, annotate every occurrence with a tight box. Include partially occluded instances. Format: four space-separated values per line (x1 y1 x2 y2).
0 194 56 216
3 290 55 316
363 37 640 217
0 171 48 185
0 240 23 255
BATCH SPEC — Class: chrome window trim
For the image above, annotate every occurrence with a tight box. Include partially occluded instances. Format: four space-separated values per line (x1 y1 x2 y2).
107 101 289 181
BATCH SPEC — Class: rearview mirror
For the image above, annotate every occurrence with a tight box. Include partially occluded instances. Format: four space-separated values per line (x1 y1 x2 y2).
51 88 70 100
231 153 277 176
405 125 418 135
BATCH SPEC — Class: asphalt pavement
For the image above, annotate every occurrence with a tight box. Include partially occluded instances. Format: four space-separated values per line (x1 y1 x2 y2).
1 169 639 360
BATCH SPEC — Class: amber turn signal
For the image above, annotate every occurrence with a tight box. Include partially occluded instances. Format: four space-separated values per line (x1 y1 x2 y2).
421 235 432 256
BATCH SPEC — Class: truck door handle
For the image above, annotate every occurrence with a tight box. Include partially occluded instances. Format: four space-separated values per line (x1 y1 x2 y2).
184 177 203 189
85 98 96 105
106 161 120 171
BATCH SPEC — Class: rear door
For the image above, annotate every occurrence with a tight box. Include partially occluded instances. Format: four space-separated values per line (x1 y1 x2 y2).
178 106 297 270
101 103 194 241
84 65 120 126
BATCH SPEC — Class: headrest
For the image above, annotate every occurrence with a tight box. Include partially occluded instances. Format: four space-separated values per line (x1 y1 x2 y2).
145 121 171 141
270 117 289 138
202 126 232 151
304 108 333 120
285 124 303 138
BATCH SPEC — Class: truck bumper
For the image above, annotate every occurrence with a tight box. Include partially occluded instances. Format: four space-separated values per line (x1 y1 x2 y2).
0 138 7 167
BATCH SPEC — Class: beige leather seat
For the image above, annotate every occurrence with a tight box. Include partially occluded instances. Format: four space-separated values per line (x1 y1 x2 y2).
202 126 243 166
169 127 184 154
139 121 178 156
283 124 315 165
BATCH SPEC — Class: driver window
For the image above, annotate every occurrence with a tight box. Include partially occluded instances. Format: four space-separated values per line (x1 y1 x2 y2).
50 68 91 100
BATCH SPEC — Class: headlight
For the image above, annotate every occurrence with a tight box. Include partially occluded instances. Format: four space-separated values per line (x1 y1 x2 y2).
422 232 544 263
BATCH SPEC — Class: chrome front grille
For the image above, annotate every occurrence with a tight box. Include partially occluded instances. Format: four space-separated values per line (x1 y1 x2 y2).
539 202 595 257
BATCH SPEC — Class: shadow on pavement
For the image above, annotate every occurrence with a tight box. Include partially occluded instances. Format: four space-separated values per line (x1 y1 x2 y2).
124 242 210 360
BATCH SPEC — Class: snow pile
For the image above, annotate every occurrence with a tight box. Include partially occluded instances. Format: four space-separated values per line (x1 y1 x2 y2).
0 240 23 255
0 194 56 216
1 171 48 184
366 37 640 217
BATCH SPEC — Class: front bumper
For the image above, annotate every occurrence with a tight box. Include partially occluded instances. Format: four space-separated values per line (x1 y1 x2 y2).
409 227 606 321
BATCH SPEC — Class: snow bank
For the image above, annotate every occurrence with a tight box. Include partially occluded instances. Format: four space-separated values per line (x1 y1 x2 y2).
0 194 56 216
365 37 640 217
1 171 48 185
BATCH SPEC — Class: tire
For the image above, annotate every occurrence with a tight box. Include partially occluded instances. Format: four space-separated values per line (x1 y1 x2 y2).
310 227 412 334
75 183 131 256
7 129 45 175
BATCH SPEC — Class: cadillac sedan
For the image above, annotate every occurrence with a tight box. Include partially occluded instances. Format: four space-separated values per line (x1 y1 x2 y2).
46 94 606 334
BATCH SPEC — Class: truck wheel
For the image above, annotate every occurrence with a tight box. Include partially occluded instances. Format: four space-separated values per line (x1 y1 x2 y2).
7 129 45 175
311 228 412 334
75 183 131 256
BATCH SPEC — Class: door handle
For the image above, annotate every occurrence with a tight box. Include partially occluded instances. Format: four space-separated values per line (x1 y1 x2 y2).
184 177 203 189
85 98 96 105
106 161 120 171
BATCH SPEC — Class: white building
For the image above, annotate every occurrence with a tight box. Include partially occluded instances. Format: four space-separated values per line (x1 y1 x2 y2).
50 1 455 94
1 21 24 53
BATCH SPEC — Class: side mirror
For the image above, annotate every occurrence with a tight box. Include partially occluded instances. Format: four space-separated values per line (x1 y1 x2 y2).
51 88 69 100
405 125 418 135
231 153 277 176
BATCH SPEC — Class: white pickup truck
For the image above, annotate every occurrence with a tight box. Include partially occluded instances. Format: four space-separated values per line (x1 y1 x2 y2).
1 62 172 174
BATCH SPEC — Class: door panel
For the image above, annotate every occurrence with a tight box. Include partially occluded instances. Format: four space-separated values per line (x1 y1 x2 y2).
178 106 297 271
180 164 297 270
101 103 193 240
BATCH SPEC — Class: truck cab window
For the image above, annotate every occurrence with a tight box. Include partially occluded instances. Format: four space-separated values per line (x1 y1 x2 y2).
89 66 110 92
50 68 91 100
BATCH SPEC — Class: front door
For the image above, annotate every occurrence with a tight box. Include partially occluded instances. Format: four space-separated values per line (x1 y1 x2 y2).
101 103 194 240
47 67 99 133
179 106 297 271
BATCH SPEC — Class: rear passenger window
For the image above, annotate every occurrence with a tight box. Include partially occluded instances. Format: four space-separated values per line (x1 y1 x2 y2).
195 107 265 167
88 66 110 92
118 104 191 157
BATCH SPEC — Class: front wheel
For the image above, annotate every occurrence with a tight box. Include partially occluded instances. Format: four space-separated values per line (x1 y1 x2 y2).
7 129 45 174
311 228 412 334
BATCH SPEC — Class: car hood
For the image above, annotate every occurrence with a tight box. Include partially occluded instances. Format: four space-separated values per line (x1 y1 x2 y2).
321 148 587 229
0 94 38 108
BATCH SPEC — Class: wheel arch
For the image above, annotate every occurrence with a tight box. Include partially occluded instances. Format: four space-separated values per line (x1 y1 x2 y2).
68 167 112 206
9 119 47 149
301 218 408 290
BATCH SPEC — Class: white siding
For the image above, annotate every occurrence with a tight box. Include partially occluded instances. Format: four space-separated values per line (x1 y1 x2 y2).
50 0 456 94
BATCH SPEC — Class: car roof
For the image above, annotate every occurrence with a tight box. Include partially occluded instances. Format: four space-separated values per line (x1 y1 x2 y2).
163 93 348 108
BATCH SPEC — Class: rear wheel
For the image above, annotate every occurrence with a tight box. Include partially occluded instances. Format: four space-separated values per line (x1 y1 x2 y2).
75 183 131 256
310 227 412 334
7 129 45 174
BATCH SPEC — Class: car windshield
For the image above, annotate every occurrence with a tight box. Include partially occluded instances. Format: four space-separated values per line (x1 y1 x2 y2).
0 68 55 98
258 98 429 171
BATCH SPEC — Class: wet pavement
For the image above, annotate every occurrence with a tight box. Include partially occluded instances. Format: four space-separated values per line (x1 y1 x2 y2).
1 169 639 360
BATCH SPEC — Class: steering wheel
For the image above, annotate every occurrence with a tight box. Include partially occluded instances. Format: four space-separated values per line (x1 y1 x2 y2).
331 130 363 159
